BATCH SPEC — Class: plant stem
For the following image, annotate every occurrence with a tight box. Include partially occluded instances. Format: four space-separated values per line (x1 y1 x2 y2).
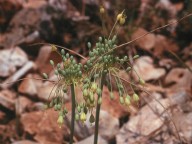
94 73 105 144
70 84 76 144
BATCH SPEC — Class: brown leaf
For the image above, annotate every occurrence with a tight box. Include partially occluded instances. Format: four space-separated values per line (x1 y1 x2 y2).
133 56 166 81
132 28 156 51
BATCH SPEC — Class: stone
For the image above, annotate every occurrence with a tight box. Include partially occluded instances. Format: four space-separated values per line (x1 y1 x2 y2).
0 47 28 77
131 28 156 51
133 56 166 81
0 90 16 110
75 134 108 144
12 140 39 144
116 99 171 144
18 74 42 96
20 109 68 144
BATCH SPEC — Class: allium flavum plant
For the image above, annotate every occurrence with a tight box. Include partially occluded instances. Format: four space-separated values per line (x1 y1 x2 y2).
43 9 145 144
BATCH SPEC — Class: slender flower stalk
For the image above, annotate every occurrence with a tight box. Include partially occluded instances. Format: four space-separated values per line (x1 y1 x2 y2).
94 73 105 144
70 84 76 144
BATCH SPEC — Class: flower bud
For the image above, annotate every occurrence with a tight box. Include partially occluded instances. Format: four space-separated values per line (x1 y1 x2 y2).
57 115 64 128
100 6 105 14
91 82 97 92
139 78 145 85
98 97 102 105
119 96 124 104
80 112 86 122
42 73 48 79
50 60 54 66
89 114 95 123
133 93 139 102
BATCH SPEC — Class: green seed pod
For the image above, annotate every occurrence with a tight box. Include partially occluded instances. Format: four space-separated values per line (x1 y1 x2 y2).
43 104 48 110
84 65 88 69
89 91 94 102
63 87 68 93
49 101 54 108
139 78 145 85
124 56 128 61
98 97 102 105
99 37 102 42
57 63 61 69
66 53 69 58
53 97 58 104
57 104 62 110
83 89 88 97
110 92 114 100
94 74 99 79
54 104 58 111
119 96 124 104
50 60 54 66
87 42 91 49
77 105 81 113
112 35 117 43
104 69 108 74
126 67 132 72
75 113 79 121
91 82 97 92
133 93 139 102
89 114 95 123
96 88 102 96
125 95 131 106
57 115 64 128
133 55 139 59
55 70 59 75
63 107 68 114
42 73 48 79
84 106 88 114
59 110 63 116
61 49 65 55
80 112 86 122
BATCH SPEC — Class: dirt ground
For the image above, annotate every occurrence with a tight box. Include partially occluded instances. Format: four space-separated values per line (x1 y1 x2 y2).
0 0 192 144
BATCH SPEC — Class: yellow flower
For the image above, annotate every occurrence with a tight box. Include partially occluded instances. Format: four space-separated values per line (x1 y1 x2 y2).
57 115 64 128
80 112 86 123
100 6 105 14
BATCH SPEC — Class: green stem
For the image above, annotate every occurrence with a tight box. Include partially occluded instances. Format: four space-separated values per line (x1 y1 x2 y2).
94 73 105 144
70 84 76 144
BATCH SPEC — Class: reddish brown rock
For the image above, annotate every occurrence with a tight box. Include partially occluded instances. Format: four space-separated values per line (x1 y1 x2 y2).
20 109 68 144
0 90 16 110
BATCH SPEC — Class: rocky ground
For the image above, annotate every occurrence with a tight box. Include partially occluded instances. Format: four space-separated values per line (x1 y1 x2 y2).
0 0 192 144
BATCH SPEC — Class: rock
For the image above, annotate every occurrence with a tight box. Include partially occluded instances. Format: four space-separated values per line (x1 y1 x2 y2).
18 74 42 96
22 0 47 8
37 83 60 101
0 47 28 77
98 110 119 140
165 68 192 91
20 109 68 144
15 96 33 114
173 112 192 143
101 86 128 118
131 28 156 51
12 140 39 144
154 35 179 56
0 90 16 110
133 56 166 81
116 99 171 144
75 134 108 144
67 110 119 141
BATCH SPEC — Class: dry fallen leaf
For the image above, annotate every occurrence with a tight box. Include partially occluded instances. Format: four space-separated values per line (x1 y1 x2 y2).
133 56 166 81
132 28 156 51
